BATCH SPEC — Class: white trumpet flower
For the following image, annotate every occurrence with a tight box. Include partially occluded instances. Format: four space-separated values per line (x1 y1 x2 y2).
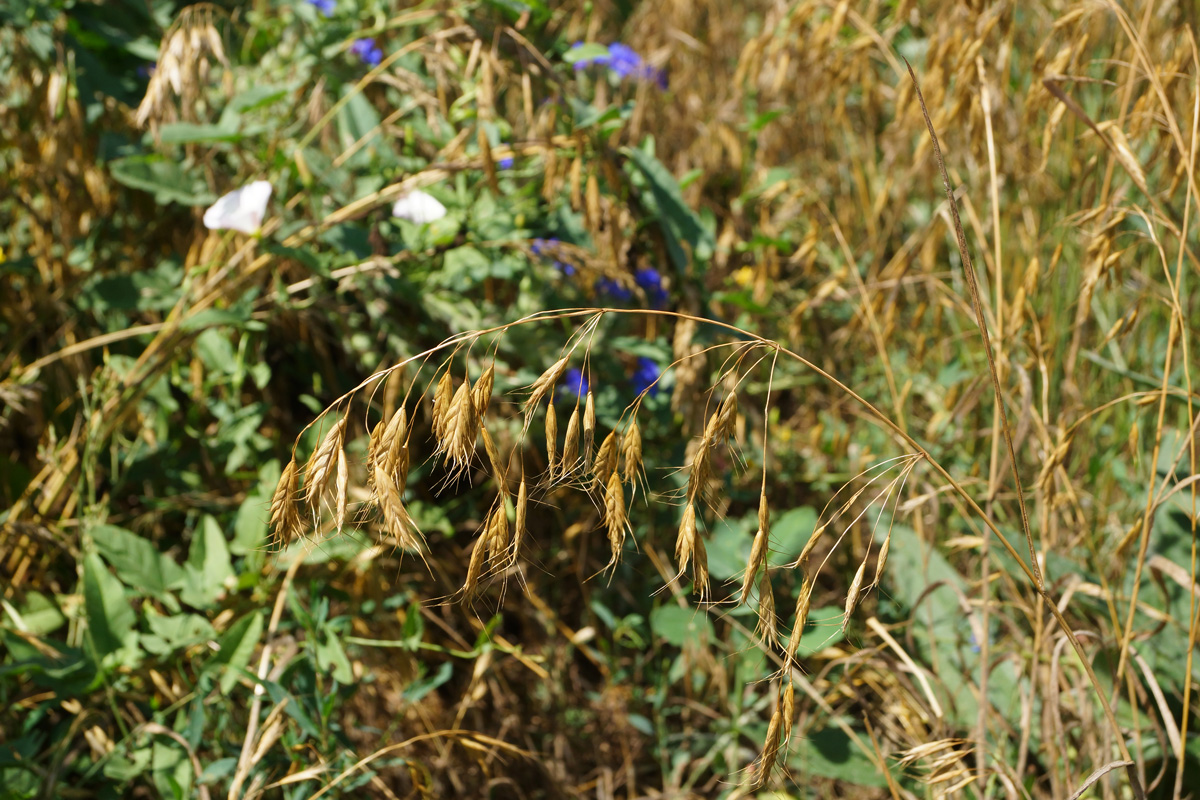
391 189 446 224
203 180 273 234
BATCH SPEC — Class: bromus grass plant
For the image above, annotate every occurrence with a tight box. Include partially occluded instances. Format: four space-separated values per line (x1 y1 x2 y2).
6 0 1200 798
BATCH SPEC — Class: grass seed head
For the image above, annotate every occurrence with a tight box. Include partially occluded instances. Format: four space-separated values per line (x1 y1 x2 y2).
486 501 510 564
786 573 813 664
693 534 709 597
781 682 795 744
675 502 697 573
843 558 868 632
621 417 642 488
464 533 488 598
797 521 825 566
545 402 558 481
512 476 528 565
441 379 479 478
716 391 739 441
480 426 508 494
754 710 783 788
741 527 769 605
583 391 596 463
756 570 776 643
373 460 423 552
432 370 453 440
686 439 712 505
473 363 494 416
592 430 620 491
604 470 627 566
269 459 302 547
334 448 348 532
560 405 581 478
525 356 569 420
304 417 346 509
872 531 891 589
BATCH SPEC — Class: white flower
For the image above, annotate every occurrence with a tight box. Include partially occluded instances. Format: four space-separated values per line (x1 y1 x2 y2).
203 180 273 234
391 189 447 224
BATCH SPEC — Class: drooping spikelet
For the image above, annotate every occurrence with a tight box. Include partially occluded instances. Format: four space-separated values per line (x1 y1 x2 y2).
796 520 825 566
440 378 479 478
373 459 422 552
872 530 892 589
269 459 302 547
334 448 349 531
753 710 783 789
621 417 642 488
544 402 558 481
480 426 508 495
486 501 510 564
785 573 813 667
511 476 528 565
676 502 697 574
583 391 596 464
463 534 488 598
685 439 713 505
304 417 347 509
715 391 739 442
559 405 581 478
755 570 777 643
524 356 569 421
432 370 453 440
603 471 627 567
693 535 709 597
781 682 795 746
842 558 868 632
592 430 620 491
473 363 495 416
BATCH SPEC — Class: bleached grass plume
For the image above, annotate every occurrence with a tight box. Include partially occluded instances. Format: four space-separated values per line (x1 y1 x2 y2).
392 189 447 224
203 181 272 234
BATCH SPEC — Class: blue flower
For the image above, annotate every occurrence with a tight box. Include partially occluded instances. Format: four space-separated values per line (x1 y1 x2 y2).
635 267 668 307
498 156 514 169
308 0 336 16
561 367 589 400
595 277 632 301
631 357 660 397
350 38 384 67
553 260 576 277
531 237 558 256
606 43 643 78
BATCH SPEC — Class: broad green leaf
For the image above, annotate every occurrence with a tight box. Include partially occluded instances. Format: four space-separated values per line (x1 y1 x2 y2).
788 727 889 787
157 122 241 144
768 507 818 566
141 612 215 656
90 523 182 599
178 516 235 608
207 612 262 694
649 604 713 648
624 146 714 272
315 631 354 684
6 591 65 635
108 156 215 206
83 552 135 657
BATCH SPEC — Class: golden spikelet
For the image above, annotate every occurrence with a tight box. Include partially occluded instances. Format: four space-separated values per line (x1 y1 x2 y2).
872 531 891 589
269 459 302 547
741 527 769 605
560 405 581 478
781 682 795 745
545 402 558 481
754 710 783 788
441 379 479 477
486 502 510 564
796 521 825 566
480 426 508 494
334 448 348 532
463 533 488 598
843 558 868 631
693 535 709 597
304 417 346 509
583 391 596 464
785 574 813 664
382 407 407 466
756 571 776 643
525 356 569 419
432 370 453 440
686 439 712 505
715 391 739 442
621 418 642 487
473 363 495 416
603 471 627 566
512 476 528 564
373 460 422 552
675 502 697 573
592 430 620 490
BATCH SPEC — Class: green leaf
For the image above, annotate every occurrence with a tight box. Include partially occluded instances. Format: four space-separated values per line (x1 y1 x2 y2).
157 122 241 145
90 523 183 599
108 156 215 206
788 727 889 787
141 612 215 656
4 591 65 635
83 552 135 657
624 145 714 272
178 516 235 609
649 604 713 648
207 612 262 694
768 507 818 567
563 42 610 65
315 631 354 684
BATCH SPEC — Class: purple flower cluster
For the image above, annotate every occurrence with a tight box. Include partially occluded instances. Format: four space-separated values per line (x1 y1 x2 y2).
561 367 590 400
635 267 668 307
631 357 661 397
350 38 384 67
532 238 577 276
498 156 514 170
308 0 336 16
572 42 667 88
595 277 632 302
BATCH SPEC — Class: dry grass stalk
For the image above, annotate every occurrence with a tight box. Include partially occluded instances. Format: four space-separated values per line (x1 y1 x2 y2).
304 417 346 509
269 460 302 547
473 363 494 416
796 521 826 566
755 571 776 643
842 558 868 632
872 530 891 589
741 491 771 604
334 449 348 532
603 471 627 567
560 405 581 478
544 402 558 481
524 356 568 420
463 533 488 598
781 682 795 745
486 502 509 564
440 378 479 478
